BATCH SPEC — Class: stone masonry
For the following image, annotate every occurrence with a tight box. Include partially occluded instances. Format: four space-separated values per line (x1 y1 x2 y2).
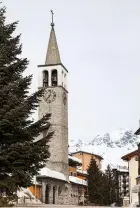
41 179 70 204
40 178 85 205
38 86 68 178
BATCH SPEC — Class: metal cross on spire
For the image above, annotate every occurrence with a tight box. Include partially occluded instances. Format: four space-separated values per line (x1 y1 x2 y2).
51 10 55 27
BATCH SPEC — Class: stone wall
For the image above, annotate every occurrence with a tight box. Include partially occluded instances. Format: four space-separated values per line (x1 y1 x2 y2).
41 179 70 205
40 179 85 205
38 86 68 178
70 184 85 205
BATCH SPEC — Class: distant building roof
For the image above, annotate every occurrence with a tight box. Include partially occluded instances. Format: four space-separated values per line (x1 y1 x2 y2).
71 150 103 160
121 150 138 161
112 166 129 172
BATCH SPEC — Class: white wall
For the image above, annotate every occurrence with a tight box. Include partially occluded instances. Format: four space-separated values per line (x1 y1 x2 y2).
38 65 68 90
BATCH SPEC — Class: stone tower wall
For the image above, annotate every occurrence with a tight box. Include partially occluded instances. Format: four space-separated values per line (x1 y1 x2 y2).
39 86 68 177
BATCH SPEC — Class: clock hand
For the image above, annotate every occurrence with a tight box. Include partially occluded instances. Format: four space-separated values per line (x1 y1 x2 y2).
46 91 51 100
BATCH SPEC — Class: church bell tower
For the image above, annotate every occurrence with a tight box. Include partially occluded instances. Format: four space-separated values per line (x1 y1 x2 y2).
38 11 68 177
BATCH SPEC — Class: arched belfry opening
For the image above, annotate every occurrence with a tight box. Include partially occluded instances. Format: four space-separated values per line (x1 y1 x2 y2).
51 69 57 86
43 70 49 87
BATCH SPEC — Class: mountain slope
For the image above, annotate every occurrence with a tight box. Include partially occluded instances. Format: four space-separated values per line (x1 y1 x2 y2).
69 129 138 169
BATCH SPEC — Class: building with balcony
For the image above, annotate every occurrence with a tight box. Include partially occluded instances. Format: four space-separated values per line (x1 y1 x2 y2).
121 149 138 205
71 151 103 171
112 165 129 205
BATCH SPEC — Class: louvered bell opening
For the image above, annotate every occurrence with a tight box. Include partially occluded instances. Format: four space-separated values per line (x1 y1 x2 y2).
43 71 49 87
51 69 57 86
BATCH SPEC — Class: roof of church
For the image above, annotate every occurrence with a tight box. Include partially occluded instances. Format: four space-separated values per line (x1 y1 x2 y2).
37 167 67 182
45 23 61 65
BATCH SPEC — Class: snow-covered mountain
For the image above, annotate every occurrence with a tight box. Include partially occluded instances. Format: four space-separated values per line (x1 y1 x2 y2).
69 129 139 170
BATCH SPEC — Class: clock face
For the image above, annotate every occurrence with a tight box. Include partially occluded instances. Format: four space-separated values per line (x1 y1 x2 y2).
43 89 56 103
62 92 67 105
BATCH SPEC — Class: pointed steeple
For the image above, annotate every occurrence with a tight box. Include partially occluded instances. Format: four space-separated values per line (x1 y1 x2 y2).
45 10 61 65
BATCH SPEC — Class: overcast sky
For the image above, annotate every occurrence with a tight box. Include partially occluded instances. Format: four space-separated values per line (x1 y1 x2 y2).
3 0 140 163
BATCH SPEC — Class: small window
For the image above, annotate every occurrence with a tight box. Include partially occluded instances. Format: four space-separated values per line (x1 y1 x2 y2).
70 172 73 176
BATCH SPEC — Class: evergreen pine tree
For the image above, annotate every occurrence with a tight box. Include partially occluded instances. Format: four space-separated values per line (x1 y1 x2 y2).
0 5 53 198
87 158 104 205
99 172 110 205
105 165 117 205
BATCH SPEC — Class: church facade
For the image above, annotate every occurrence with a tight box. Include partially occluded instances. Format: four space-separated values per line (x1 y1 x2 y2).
33 14 87 205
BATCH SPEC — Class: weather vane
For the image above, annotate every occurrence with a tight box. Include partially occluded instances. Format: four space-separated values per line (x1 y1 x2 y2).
50 10 54 27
